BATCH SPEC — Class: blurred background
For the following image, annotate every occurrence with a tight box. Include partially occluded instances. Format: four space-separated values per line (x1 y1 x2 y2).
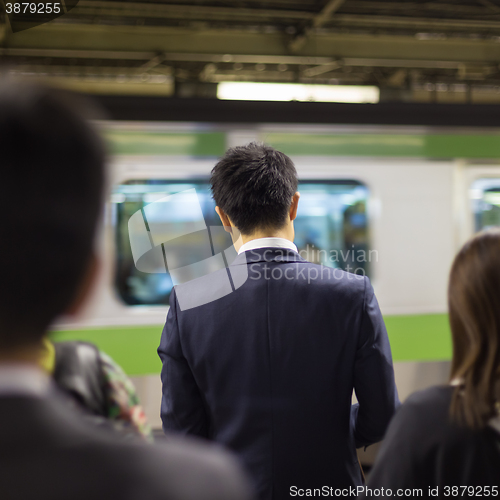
2 0 500 462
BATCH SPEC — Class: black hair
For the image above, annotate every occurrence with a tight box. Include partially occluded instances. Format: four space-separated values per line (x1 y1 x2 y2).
0 80 105 349
210 142 298 235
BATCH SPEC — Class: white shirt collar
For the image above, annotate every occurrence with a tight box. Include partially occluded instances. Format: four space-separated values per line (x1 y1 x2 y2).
0 364 50 398
238 237 298 255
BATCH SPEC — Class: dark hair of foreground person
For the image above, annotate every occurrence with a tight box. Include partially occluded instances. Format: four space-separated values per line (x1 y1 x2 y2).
0 81 104 350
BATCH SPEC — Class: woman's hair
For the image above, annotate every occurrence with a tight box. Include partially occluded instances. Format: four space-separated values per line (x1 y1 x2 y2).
449 228 500 428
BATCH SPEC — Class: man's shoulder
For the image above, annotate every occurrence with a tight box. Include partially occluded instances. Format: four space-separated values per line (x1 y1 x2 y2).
63 403 252 500
98 435 252 500
0 396 251 500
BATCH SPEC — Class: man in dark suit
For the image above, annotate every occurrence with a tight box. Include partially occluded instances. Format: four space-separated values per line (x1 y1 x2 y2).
158 143 400 499
0 80 252 500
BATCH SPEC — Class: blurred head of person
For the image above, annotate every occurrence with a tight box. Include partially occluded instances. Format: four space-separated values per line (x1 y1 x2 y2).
449 228 500 428
0 80 105 360
210 142 299 245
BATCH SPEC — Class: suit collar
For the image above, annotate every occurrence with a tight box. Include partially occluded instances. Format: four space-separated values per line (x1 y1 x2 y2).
231 247 307 266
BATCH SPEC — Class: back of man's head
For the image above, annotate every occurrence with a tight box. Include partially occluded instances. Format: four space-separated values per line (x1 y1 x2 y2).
210 142 298 235
0 81 105 350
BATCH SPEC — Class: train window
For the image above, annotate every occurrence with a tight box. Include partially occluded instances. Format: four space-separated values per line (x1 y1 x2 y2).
471 179 500 231
113 180 370 306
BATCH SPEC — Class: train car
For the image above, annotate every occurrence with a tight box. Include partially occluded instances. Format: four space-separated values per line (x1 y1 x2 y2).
51 121 500 457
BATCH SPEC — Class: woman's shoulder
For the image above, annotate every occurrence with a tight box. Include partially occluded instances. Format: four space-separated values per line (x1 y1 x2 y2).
389 384 498 447
388 385 454 439
403 384 453 412
363 387 455 491
366 388 500 491
396 385 453 421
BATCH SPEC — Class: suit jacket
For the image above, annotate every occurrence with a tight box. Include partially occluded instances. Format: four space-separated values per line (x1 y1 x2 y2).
159 247 399 500
0 393 252 500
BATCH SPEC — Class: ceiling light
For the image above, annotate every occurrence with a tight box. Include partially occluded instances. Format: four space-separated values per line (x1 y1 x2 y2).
217 82 379 103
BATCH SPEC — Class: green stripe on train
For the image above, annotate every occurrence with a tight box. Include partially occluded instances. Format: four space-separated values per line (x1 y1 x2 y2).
104 130 226 156
103 129 500 158
262 133 500 158
384 314 452 363
50 314 452 376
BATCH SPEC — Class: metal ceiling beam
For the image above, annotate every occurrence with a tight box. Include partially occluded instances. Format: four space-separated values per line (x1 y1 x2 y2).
343 58 463 69
313 0 347 29
0 48 157 60
0 48 334 65
344 1 497 16
333 14 500 31
140 54 167 71
73 1 313 21
8 64 173 76
67 2 500 32
302 60 343 77
476 0 500 13
154 0 315 7
2 47 497 72
162 53 334 65
206 71 297 83
289 0 346 53
5 24 500 64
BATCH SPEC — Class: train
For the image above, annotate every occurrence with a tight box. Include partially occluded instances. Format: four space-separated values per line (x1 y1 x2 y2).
51 119 500 460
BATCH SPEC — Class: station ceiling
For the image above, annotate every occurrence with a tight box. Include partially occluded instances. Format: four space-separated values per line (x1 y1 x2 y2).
2 0 500 102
